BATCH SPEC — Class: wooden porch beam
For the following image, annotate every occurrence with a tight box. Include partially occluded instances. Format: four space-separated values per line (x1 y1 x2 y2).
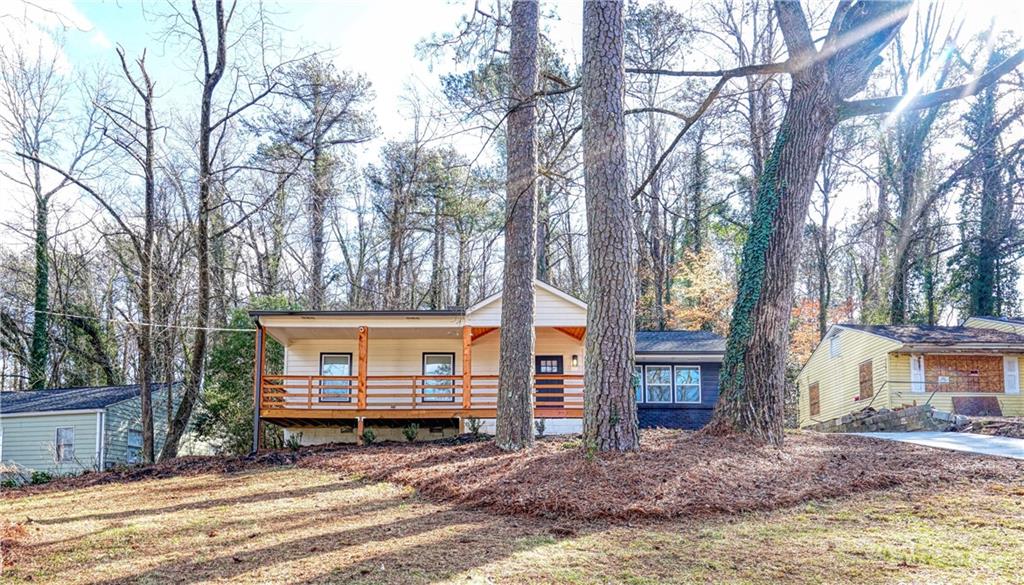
251 323 266 453
463 325 472 409
357 326 368 409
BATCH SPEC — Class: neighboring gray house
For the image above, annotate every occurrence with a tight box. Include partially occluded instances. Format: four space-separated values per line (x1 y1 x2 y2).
0 383 181 474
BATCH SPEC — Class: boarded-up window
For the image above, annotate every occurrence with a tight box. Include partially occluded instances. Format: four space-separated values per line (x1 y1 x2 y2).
925 355 1004 392
809 382 820 416
859 360 874 399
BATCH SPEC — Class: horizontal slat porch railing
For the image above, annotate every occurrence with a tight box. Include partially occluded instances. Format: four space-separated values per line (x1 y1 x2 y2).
259 373 585 418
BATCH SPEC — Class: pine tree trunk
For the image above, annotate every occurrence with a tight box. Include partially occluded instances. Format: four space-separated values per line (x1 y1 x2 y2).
581 0 639 452
495 0 539 451
708 78 837 446
308 115 328 310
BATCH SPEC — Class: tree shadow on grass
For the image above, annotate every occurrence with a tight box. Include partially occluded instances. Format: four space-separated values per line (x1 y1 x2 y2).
86 505 565 585
36 477 369 526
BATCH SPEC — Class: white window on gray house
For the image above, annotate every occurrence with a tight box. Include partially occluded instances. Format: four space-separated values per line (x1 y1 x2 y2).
645 366 672 403
55 427 75 462
829 333 840 358
127 429 143 464
674 366 701 403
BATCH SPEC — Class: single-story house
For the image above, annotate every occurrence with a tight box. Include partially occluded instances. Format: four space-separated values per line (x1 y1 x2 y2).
0 383 180 474
797 322 1024 427
251 280 726 446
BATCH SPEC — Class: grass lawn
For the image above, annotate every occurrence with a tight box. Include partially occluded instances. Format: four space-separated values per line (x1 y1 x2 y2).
3 466 1023 584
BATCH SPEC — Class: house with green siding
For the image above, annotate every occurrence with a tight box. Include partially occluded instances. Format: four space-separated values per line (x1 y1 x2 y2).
0 383 180 475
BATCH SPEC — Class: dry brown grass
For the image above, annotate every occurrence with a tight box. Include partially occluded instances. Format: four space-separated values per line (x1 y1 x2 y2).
2 466 1023 584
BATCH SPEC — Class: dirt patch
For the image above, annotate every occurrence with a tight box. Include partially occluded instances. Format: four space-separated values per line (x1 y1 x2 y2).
964 417 1024 439
1 521 28 567
301 429 1024 521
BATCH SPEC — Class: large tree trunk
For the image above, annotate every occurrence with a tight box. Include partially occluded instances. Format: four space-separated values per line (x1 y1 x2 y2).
30 185 49 390
581 0 639 452
308 89 328 310
495 0 538 451
161 0 228 461
138 66 157 464
709 77 838 446
709 0 913 445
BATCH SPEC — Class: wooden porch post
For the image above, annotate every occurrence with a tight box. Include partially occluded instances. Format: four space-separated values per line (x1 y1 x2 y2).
357 326 368 409
462 325 472 409
251 323 265 453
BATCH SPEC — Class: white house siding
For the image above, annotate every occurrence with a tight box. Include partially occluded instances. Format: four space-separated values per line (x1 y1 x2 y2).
0 412 99 474
467 284 587 327
281 328 585 407
104 385 182 467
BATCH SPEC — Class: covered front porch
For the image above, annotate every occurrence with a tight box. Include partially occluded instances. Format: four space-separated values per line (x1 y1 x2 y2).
252 313 587 437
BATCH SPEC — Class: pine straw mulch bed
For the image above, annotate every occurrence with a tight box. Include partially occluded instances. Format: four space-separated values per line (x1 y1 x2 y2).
6 430 1023 522
300 430 1024 521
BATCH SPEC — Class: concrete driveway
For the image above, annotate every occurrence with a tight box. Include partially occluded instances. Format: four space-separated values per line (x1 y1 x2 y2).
853 432 1024 460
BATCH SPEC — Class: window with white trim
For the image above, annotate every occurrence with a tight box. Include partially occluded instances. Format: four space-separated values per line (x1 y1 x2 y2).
422 353 455 402
320 353 353 402
674 366 701 403
127 429 143 464
829 334 840 358
633 366 643 402
645 366 673 403
55 427 75 462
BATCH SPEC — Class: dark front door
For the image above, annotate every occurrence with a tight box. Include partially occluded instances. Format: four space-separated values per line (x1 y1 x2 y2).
535 355 564 408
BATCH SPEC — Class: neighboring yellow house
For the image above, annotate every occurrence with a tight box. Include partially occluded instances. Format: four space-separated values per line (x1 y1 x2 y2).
797 322 1024 427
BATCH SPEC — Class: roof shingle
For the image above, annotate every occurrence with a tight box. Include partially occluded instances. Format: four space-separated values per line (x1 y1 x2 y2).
839 324 1024 345
635 330 726 354
0 383 176 415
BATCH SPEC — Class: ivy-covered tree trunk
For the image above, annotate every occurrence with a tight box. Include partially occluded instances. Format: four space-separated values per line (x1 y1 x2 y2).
30 189 49 390
581 0 639 452
495 0 538 451
709 0 912 446
709 83 838 445
969 84 1002 317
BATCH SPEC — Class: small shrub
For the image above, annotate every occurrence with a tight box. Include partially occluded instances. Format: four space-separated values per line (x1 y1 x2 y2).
402 423 419 442
534 418 546 438
285 432 303 452
583 439 598 462
361 428 377 445
560 437 582 450
466 416 483 438
1 477 20 489
30 470 53 485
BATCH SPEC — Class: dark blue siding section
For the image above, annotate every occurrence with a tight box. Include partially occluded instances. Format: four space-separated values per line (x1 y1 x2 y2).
636 361 720 430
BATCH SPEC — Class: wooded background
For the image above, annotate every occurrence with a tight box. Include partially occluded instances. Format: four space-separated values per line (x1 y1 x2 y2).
2 0 1022 453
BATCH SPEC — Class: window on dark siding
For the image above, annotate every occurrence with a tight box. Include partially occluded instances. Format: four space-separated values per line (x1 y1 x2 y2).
674 366 701 403
633 366 643 402
645 366 672 403
809 382 821 416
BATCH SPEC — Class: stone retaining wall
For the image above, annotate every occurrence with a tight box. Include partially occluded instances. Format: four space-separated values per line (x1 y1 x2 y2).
808 405 969 433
